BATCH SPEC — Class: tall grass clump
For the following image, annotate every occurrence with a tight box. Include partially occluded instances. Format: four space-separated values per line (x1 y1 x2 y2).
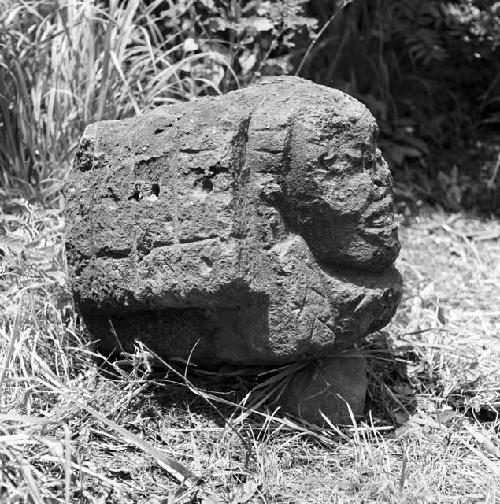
0 0 315 194
0 0 228 191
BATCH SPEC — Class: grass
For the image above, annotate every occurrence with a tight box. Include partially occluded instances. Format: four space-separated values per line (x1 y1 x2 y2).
1 1 500 501
0 0 316 193
0 0 229 190
1 186 499 503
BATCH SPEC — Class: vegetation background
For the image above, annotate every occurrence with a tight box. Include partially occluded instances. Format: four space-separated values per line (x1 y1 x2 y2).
1 0 500 502
1 0 500 212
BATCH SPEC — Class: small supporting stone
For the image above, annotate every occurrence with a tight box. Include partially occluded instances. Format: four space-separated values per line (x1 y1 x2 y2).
276 356 368 425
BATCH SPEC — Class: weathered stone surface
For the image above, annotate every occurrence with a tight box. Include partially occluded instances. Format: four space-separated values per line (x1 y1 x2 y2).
65 76 402 366
276 356 368 425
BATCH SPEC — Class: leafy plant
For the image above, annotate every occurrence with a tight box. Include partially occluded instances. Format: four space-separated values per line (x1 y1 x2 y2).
149 0 317 90
304 0 500 169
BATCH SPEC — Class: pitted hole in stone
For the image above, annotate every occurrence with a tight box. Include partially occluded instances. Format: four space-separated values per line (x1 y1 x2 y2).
151 183 160 197
129 183 161 202
145 183 161 202
194 176 214 193
128 184 142 202
201 178 213 192
193 163 226 193
106 187 120 202
318 152 327 169
154 123 172 134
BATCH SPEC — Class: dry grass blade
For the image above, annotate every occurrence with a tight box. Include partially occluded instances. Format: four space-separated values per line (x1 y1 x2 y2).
19 458 44 504
64 423 71 504
74 398 201 488
0 292 26 398
0 413 60 427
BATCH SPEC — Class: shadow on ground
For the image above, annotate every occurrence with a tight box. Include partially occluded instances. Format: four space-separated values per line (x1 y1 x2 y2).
363 331 418 426
96 332 419 432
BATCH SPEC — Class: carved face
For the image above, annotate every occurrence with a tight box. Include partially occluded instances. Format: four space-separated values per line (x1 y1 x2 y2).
274 104 400 273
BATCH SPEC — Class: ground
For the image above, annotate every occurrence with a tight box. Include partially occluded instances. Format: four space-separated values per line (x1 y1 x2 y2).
0 192 499 503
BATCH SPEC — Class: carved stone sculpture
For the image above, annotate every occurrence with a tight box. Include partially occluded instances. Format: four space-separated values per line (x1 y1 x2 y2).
65 76 402 423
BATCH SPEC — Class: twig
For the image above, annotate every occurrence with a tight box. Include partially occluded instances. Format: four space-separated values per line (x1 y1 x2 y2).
64 423 71 504
398 327 441 337
295 0 354 77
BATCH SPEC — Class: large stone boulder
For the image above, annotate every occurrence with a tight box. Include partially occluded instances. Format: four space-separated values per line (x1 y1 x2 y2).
65 76 402 368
